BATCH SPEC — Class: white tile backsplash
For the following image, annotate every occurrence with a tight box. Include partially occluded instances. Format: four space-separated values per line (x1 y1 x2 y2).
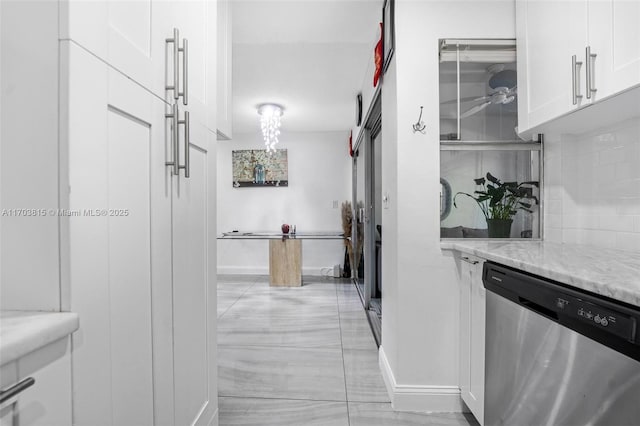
544 118 640 252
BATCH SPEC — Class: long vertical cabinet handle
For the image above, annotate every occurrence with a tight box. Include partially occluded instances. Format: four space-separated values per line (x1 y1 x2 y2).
585 46 597 99
571 55 583 105
178 111 190 178
180 39 188 105
165 104 179 175
166 28 180 101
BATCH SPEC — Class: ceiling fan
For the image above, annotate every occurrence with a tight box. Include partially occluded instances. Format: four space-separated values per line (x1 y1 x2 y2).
441 65 517 119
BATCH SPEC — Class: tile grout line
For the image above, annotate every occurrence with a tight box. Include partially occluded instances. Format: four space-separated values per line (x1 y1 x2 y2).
336 283 352 426
217 279 263 319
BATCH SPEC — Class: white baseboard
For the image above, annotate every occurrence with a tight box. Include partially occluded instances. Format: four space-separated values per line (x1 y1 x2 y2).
379 346 466 413
217 266 336 276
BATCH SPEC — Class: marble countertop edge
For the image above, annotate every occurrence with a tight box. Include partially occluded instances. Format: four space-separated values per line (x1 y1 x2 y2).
1 311 80 366
441 240 640 308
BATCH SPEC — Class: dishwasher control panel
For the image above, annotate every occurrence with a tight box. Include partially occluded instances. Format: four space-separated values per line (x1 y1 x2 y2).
484 262 640 361
556 295 636 343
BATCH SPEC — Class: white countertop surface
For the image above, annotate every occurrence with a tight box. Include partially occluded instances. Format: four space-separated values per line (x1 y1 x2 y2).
441 240 640 307
0 311 79 365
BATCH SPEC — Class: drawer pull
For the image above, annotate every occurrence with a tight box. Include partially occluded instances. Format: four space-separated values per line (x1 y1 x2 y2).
0 377 35 404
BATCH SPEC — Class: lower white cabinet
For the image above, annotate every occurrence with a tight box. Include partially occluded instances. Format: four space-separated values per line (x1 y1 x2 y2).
0 339 72 426
63 40 216 426
458 254 485 426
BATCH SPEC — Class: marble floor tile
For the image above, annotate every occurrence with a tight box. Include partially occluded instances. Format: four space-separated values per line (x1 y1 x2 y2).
339 318 377 350
218 397 349 426
217 281 256 293
218 314 342 348
224 294 340 318
217 274 266 284
342 348 390 403
348 402 479 426
218 345 347 401
250 282 339 296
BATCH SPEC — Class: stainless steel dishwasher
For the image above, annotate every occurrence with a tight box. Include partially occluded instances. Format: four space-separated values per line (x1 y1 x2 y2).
483 262 640 426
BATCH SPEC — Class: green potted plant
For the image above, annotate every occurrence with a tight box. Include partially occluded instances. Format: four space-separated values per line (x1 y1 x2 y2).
453 172 539 238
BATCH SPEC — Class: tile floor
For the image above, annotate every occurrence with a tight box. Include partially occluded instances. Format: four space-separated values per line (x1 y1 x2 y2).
217 275 479 426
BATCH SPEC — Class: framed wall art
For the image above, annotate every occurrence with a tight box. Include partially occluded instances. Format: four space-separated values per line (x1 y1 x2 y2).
232 149 289 187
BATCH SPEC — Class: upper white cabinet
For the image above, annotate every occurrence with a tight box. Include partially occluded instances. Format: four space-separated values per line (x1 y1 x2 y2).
60 0 216 131
587 0 640 100
516 0 640 136
217 0 233 140
516 0 587 133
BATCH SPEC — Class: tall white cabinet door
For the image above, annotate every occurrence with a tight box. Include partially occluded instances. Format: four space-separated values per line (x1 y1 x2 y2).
171 119 217 426
516 0 587 133
588 0 640 100
63 41 173 426
181 0 217 131
60 0 177 100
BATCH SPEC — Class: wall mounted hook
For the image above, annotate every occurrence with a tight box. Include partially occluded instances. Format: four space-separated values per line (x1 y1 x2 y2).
412 106 426 133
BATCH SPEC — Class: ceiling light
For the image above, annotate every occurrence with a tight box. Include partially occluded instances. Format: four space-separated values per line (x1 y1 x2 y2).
257 103 284 153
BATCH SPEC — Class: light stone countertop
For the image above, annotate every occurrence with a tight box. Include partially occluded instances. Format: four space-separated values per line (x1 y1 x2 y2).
0 311 79 366
441 240 640 307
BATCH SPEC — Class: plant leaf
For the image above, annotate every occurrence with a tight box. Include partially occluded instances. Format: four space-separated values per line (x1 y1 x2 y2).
486 172 501 184
474 177 486 185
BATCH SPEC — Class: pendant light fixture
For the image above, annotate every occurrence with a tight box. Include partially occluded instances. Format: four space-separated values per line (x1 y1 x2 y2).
257 103 284 153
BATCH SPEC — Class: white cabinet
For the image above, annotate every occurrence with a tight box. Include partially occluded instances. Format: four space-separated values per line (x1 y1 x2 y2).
0 338 72 426
458 254 485 426
516 0 587 133
64 40 173 425
63 41 217 426
171 115 217 425
217 0 233 140
587 0 640 100
60 0 216 131
516 0 640 136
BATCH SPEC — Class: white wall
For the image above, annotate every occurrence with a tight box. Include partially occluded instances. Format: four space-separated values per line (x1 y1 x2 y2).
217 131 352 275
379 0 516 412
1 0 61 310
544 118 640 251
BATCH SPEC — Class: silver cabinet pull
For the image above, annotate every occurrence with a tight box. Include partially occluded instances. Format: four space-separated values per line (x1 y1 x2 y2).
166 28 180 101
0 377 35 404
586 46 597 99
180 39 188 105
165 104 179 175
166 29 188 105
461 256 479 265
178 111 190 178
572 55 583 105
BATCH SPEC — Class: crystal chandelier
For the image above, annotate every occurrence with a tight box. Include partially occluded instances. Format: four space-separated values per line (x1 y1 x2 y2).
257 104 283 153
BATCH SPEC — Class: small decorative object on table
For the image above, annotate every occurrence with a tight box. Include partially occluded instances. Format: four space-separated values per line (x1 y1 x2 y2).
281 224 290 234
453 172 539 238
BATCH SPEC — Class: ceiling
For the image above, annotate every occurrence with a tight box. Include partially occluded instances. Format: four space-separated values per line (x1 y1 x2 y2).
231 0 382 135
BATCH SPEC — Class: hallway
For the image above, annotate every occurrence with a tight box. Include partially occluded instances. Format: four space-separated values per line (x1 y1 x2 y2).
217 276 478 425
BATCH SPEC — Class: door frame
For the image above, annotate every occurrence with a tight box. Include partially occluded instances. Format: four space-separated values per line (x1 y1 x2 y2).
352 90 381 308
